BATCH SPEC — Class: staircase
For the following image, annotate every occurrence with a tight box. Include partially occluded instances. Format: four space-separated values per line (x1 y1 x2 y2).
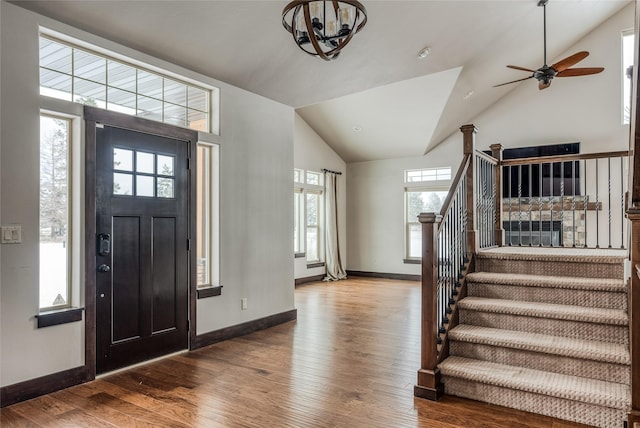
439 247 631 428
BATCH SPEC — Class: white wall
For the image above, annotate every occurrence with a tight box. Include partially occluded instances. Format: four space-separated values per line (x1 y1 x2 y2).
293 113 347 280
347 3 633 276
347 140 463 275
1 1 295 386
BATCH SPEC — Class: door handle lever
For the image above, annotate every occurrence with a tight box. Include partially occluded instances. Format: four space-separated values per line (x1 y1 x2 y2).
97 264 111 273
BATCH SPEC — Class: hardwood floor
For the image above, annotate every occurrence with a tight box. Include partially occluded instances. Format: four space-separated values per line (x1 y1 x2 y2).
2 277 589 427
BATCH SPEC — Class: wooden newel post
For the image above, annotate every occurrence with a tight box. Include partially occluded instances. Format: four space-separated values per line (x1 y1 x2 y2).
490 143 504 246
414 212 444 401
627 208 640 427
461 124 478 256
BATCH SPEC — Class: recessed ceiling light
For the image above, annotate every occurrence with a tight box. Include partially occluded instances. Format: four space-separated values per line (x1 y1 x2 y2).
352 126 362 132
463 90 474 100
417 46 431 59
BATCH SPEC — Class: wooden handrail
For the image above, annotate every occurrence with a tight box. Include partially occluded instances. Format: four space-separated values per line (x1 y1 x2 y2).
438 155 471 222
474 149 498 165
501 150 629 167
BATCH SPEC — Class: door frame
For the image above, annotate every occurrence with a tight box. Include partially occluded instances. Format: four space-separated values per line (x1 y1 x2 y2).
84 106 198 378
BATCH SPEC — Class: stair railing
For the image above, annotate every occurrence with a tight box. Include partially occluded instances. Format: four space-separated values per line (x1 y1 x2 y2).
415 124 478 400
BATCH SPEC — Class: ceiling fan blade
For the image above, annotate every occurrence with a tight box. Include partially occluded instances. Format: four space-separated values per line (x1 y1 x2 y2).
507 65 536 73
539 81 551 90
493 76 534 87
551 51 589 72
557 67 605 77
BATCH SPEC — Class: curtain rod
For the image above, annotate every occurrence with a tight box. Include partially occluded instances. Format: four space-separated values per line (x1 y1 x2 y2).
322 168 342 175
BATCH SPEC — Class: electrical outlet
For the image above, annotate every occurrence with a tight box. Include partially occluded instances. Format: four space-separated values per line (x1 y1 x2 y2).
241 298 248 310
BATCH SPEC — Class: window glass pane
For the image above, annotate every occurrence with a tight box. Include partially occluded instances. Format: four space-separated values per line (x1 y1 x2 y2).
187 109 208 131
113 148 133 171
74 50 106 83
113 173 133 195
188 86 209 112
138 70 163 99
306 171 320 185
307 193 318 226
40 68 72 101
136 175 154 197
164 103 187 127
407 190 447 221
40 38 72 74
136 152 155 174
294 192 301 252
306 226 318 261
39 116 70 309
408 223 422 258
158 155 174 176
73 77 106 108
137 95 163 121
165 80 187 106
107 87 136 114
108 60 136 92
197 145 211 286
623 32 634 124
157 178 174 198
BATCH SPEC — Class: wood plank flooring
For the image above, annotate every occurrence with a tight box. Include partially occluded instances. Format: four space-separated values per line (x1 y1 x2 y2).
2 277 590 427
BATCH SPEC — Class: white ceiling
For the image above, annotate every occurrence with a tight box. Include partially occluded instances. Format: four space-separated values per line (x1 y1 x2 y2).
14 0 632 162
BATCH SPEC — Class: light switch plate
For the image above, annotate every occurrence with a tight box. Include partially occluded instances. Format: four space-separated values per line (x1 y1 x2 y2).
1 225 22 244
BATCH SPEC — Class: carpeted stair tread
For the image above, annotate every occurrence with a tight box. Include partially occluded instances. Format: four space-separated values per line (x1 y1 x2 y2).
477 247 626 264
466 272 625 292
449 324 630 365
439 356 630 409
458 297 628 325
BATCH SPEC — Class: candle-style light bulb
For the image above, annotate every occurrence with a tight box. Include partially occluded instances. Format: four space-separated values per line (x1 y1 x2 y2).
326 20 337 36
339 6 352 28
310 1 322 19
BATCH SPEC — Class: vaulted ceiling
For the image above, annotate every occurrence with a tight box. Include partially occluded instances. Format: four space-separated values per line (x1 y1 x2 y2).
14 0 632 161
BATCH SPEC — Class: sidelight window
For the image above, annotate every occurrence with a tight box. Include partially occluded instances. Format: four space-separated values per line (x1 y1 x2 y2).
39 115 71 310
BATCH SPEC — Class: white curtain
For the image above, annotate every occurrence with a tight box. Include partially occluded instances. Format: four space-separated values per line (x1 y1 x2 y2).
324 171 347 281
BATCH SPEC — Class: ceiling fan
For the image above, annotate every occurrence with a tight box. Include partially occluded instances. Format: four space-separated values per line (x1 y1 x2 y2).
494 0 604 90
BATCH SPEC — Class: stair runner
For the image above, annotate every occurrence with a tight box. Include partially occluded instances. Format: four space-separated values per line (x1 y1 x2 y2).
439 247 631 428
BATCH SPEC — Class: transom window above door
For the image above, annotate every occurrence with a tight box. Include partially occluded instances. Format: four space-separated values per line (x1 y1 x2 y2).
39 33 217 133
113 148 175 198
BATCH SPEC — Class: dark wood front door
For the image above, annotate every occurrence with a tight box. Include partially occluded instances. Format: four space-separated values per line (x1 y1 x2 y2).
95 122 190 374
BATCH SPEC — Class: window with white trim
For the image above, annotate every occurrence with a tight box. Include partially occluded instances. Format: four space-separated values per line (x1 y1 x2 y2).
196 143 220 289
623 30 634 125
39 34 213 132
39 114 71 309
404 167 451 259
293 169 324 263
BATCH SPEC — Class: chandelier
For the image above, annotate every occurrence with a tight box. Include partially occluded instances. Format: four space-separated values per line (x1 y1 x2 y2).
282 1 367 61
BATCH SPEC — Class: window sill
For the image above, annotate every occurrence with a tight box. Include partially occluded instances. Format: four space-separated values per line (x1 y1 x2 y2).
197 285 223 299
294 252 305 259
403 258 421 264
307 262 325 269
36 307 84 328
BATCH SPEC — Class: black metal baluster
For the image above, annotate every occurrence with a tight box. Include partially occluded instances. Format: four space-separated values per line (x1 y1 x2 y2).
518 164 522 246
596 159 600 248
539 162 543 246
572 160 576 247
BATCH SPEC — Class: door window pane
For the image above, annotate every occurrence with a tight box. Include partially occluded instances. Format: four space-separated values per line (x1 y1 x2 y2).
157 178 174 198
113 173 133 195
113 148 133 171
158 155 174 176
136 152 155 174
136 175 155 197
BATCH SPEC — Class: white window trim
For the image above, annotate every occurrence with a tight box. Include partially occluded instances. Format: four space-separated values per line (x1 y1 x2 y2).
196 142 220 289
39 28 218 134
622 29 634 125
39 110 83 311
294 169 325 263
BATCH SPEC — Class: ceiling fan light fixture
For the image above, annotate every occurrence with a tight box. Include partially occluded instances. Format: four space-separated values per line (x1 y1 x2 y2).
282 1 367 61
